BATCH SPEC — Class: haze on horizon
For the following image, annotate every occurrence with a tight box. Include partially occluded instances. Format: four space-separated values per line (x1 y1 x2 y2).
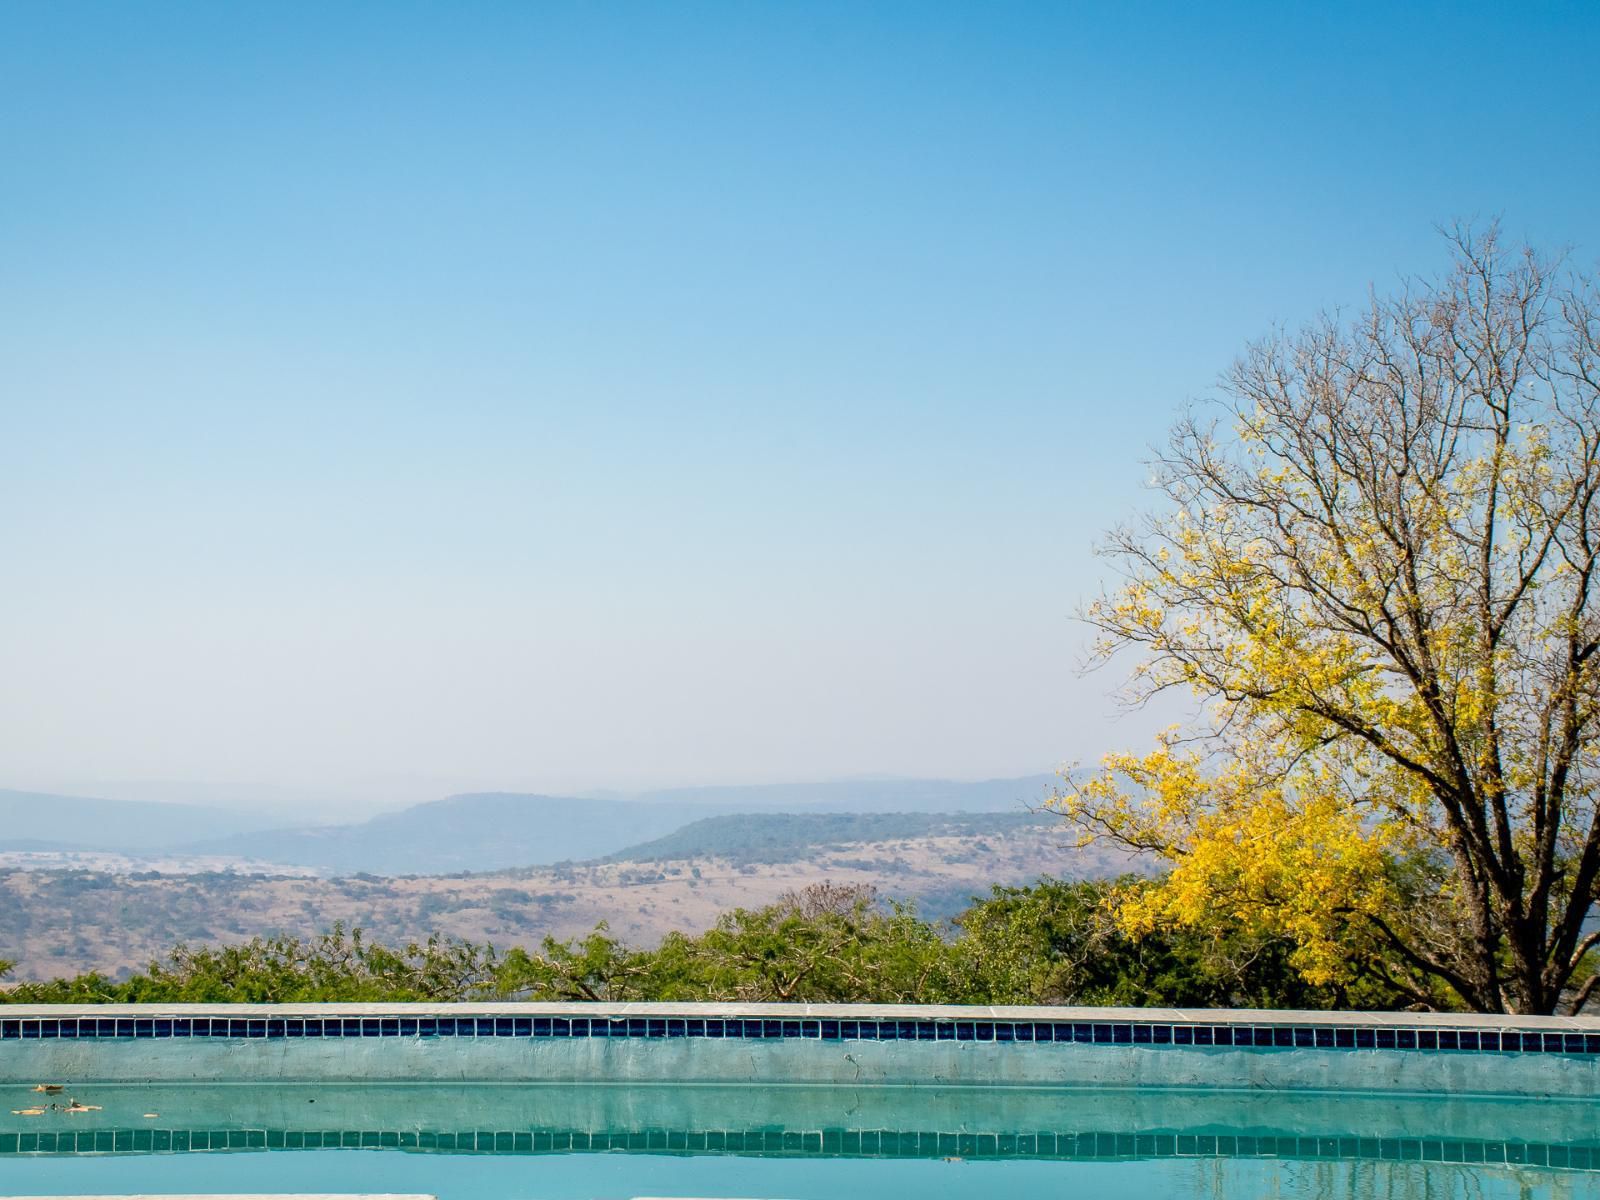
2 2 1596 818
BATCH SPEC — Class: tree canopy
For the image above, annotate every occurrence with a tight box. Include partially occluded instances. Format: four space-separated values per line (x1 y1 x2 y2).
2 880 1406 1008
1057 225 1600 1014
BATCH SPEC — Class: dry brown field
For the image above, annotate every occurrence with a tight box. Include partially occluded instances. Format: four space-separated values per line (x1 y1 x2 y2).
0 825 1125 981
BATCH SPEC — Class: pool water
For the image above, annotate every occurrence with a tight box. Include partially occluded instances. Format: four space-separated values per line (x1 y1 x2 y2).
2 1081 1596 1199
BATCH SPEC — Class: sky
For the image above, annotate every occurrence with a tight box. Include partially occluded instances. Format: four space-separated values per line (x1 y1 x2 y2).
1 1 1597 816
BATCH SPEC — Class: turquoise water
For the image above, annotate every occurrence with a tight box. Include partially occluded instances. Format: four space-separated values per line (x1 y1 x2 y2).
3 1082 1596 1199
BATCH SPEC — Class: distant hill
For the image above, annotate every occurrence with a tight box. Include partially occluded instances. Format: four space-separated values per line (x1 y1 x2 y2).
177 776 1059 876
0 805 1112 980
0 789 283 853
606 811 1057 867
624 776 1057 814
179 793 732 875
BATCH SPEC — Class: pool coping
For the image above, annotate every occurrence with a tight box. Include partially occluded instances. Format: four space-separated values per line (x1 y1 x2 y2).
6 1003 1598 1061
2 1003 1595 1029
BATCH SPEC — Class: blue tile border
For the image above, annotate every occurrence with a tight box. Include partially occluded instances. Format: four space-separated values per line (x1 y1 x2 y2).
1 1123 1596 1170
2 1014 1596 1055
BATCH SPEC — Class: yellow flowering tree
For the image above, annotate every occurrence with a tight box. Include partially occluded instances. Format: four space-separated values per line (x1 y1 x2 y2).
1059 226 1600 1014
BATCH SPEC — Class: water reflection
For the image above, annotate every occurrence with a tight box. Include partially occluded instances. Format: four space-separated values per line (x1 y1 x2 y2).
3 1082 1594 1171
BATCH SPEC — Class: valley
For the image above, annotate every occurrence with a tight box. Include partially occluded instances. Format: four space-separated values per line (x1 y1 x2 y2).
0 814 1129 981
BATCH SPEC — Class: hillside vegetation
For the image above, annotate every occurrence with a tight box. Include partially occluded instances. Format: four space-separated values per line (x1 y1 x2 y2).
0 879 1412 1011
176 776 1057 874
604 811 1054 866
0 817 1120 980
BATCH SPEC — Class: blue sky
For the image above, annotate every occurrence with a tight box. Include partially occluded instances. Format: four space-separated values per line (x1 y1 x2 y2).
1 1 1596 813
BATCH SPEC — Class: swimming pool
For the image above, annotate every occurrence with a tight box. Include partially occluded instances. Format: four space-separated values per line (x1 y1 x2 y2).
2 1080 1596 1199
3 1004 1596 1199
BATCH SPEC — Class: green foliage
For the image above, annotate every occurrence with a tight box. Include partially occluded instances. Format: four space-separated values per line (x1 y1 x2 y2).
490 883 944 1003
641 884 945 1002
2 925 511 1004
940 878 1411 1009
0 879 1419 1008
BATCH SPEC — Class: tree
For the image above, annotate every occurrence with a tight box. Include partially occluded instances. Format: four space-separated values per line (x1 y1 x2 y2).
941 877 1395 1009
3 882 1415 1008
630 884 945 1003
492 884 946 1003
1057 225 1600 1014
1 926 511 1004
494 925 658 1001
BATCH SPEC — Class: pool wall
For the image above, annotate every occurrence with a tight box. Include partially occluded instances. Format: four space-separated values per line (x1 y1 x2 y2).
2 1004 1596 1096
6 1082 1598 1171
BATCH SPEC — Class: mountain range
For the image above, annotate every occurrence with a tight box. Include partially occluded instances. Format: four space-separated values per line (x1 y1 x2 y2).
0 789 285 853
0 775 1059 875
